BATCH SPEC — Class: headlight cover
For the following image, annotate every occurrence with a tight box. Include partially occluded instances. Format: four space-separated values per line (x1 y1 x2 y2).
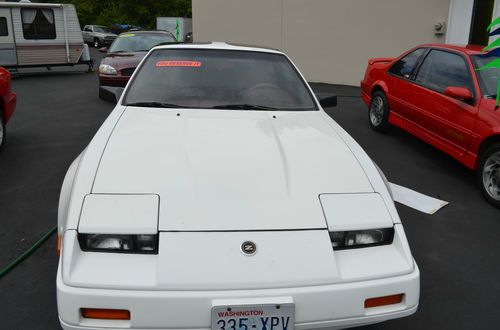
78 234 158 254
372 161 393 200
99 64 118 75
329 228 394 250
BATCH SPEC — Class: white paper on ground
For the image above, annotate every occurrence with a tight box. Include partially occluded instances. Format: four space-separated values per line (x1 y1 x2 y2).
389 182 449 214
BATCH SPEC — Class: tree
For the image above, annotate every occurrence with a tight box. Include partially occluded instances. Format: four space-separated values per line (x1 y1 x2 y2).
478 17 500 107
38 0 192 28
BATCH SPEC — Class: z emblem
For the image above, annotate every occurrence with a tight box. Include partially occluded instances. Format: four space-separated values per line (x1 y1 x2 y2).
241 241 257 256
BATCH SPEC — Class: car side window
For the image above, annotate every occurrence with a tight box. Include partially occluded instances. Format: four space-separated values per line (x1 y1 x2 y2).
388 48 426 79
0 17 8 37
415 49 472 93
84 27 91 32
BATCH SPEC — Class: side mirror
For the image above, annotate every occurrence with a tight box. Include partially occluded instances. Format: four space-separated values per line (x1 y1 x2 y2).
316 93 337 108
98 47 108 53
443 86 473 102
113 87 124 103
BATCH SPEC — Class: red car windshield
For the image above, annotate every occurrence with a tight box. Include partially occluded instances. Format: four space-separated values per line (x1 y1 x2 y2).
109 33 176 53
123 49 317 111
472 55 500 97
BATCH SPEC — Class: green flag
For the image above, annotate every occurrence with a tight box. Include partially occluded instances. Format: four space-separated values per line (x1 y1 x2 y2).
176 18 180 41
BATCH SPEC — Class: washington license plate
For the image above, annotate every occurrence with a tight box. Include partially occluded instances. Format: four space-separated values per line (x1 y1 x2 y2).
211 304 294 330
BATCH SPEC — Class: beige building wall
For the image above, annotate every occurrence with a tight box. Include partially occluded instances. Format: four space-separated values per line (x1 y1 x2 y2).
192 0 451 86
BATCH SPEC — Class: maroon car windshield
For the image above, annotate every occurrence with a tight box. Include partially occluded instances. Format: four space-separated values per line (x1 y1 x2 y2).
109 32 176 53
123 49 318 111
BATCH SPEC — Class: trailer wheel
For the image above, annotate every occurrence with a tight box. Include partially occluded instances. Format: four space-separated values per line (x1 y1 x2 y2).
93 38 100 48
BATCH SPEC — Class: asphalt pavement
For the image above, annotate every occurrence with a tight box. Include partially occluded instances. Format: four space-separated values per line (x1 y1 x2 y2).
0 49 499 329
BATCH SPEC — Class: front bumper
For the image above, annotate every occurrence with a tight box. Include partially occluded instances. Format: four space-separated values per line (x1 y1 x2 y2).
99 76 129 102
99 75 129 88
57 262 419 330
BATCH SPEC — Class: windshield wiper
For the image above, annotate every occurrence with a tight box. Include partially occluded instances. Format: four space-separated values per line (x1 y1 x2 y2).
126 102 184 108
212 104 278 110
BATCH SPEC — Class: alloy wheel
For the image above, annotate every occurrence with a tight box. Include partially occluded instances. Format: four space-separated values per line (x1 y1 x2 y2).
369 96 384 127
482 151 500 201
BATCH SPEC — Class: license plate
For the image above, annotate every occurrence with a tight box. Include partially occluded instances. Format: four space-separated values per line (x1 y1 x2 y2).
211 304 294 330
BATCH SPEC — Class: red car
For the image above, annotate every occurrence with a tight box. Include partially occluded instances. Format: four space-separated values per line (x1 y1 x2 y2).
98 30 176 101
0 67 16 152
361 44 500 208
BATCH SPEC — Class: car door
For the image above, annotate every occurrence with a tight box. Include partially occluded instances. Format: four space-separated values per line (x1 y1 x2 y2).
402 49 478 158
82 26 92 42
0 8 17 66
386 48 428 121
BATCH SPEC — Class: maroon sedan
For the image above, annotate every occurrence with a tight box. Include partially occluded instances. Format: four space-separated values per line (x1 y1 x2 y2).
98 30 176 100
0 67 16 152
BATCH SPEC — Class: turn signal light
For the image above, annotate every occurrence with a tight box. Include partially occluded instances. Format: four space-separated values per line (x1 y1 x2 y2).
81 308 130 320
57 235 61 256
364 294 404 308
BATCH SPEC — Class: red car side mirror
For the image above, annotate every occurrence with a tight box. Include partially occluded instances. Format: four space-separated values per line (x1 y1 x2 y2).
98 47 108 53
443 86 473 102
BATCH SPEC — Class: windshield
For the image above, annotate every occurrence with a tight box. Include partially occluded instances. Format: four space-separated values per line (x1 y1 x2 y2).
124 49 317 110
109 33 176 53
94 26 112 33
472 55 500 97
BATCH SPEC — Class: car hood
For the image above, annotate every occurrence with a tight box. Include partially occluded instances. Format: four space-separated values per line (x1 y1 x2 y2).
99 32 117 37
92 108 373 231
101 52 146 70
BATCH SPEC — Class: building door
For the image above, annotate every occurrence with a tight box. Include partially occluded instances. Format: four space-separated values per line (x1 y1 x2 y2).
0 8 17 66
469 0 495 45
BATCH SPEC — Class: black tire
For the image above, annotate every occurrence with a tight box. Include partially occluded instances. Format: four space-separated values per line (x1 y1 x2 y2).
477 143 500 209
0 113 5 154
368 91 391 132
93 38 100 48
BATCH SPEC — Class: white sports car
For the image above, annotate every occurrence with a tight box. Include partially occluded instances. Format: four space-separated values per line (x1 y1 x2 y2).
57 42 419 330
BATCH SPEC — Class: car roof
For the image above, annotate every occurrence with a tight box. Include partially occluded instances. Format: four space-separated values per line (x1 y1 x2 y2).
152 41 283 55
419 43 485 55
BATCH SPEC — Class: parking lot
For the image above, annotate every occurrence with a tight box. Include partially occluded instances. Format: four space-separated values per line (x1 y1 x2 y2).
0 48 499 329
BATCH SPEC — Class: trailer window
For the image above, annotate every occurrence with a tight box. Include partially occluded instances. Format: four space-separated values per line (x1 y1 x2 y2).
21 8 56 40
0 18 7 37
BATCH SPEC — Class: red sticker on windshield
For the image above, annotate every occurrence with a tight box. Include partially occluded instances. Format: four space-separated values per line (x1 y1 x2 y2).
156 60 202 67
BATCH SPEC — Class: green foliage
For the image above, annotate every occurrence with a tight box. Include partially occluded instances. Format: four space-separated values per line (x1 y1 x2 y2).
38 0 192 28
480 17 500 106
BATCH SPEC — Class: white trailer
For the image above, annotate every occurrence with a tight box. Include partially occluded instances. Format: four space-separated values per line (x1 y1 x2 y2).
0 2 93 71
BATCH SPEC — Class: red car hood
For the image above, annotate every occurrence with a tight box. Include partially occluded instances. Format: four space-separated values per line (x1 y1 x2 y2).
100 51 147 71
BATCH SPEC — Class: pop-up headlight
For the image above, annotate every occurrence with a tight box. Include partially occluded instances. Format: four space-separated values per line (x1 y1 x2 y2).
78 234 158 254
329 228 394 250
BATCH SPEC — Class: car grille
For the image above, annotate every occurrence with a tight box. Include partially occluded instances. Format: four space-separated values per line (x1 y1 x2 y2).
121 68 135 76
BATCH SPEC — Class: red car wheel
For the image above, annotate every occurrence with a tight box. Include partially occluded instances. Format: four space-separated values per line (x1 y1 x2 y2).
0 112 5 152
369 91 391 132
478 143 500 208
